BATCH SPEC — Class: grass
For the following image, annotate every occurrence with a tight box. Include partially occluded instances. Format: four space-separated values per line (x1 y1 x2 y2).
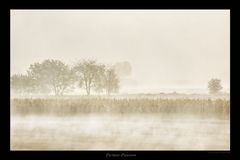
11 96 230 119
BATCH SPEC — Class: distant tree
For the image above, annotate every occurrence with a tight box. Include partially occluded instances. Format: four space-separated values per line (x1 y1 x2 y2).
208 78 223 94
93 68 106 94
113 61 132 78
27 59 76 96
11 74 31 95
10 74 40 96
73 60 105 95
103 67 119 95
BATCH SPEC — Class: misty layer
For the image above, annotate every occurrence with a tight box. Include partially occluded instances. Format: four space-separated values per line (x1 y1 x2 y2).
11 114 229 150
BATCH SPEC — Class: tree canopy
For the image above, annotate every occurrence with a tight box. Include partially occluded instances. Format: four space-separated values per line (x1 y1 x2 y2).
73 60 106 95
208 78 223 94
27 59 76 96
11 59 121 96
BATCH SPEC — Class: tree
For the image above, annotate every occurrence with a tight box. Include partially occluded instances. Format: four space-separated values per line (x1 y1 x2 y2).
113 61 132 78
103 67 119 95
27 59 76 96
73 60 105 95
93 67 106 94
11 74 36 95
208 78 223 94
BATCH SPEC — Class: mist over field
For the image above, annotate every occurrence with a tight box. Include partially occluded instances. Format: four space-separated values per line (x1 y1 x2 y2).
11 113 229 150
10 95 230 150
10 10 230 150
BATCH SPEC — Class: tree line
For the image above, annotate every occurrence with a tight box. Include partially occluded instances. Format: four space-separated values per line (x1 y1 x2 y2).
11 59 224 96
11 59 120 96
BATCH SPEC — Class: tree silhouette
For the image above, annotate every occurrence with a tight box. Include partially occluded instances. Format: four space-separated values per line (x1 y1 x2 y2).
27 59 75 96
103 67 119 95
208 78 223 94
11 74 36 95
73 60 105 95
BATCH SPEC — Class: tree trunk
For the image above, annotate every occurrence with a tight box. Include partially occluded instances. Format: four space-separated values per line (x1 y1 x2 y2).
87 87 91 95
86 86 90 95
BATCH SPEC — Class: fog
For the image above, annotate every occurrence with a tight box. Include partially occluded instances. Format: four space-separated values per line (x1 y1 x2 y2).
11 114 229 150
10 10 230 93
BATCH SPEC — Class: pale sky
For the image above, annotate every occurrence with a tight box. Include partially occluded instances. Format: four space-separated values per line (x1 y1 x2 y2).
10 10 230 93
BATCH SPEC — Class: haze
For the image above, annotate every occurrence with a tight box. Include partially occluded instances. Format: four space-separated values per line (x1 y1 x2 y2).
10 10 230 93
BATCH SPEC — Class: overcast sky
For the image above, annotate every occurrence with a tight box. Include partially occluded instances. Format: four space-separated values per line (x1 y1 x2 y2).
10 10 230 93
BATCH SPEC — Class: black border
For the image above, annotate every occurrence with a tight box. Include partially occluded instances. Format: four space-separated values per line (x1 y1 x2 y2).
2 2 235 160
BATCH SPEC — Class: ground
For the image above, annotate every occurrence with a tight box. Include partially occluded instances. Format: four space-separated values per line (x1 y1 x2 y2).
11 113 229 150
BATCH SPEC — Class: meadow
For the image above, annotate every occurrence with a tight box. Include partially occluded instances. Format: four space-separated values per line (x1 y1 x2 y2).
11 95 230 119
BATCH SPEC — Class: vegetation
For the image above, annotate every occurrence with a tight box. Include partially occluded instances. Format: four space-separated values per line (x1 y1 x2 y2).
11 74 36 95
208 78 223 94
102 67 120 95
113 61 132 78
11 59 120 96
27 59 76 96
73 60 105 95
11 97 230 119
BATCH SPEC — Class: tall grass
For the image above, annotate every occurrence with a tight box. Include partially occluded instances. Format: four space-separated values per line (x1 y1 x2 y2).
11 97 230 119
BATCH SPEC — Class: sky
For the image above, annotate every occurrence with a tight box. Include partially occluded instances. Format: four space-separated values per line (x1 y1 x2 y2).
10 10 230 93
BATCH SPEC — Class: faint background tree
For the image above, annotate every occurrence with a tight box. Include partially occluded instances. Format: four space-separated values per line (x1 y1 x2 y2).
113 61 132 78
27 59 76 96
208 78 223 94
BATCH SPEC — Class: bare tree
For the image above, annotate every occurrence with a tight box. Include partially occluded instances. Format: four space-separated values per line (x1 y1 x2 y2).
73 60 105 95
27 59 76 96
208 78 223 94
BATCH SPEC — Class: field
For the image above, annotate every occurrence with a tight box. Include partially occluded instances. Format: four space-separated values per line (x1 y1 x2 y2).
10 94 230 150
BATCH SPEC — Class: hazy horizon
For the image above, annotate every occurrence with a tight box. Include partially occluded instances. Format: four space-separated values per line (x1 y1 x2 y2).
10 10 230 93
